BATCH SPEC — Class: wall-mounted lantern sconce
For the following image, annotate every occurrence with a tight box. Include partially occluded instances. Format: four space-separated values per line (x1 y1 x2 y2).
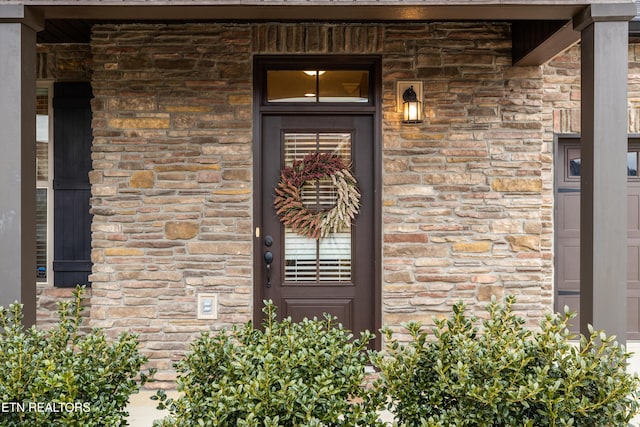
397 81 423 124
402 86 422 123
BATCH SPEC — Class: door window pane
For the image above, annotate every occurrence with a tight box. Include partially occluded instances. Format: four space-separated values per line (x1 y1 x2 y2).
285 232 351 282
36 89 49 181
318 70 369 102
36 86 50 282
268 71 317 102
283 132 353 283
567 147 581 177
629 152 638 177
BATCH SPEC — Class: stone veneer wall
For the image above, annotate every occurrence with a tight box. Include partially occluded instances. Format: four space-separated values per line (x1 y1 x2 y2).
89 24 254 385
86 22 551 386
380 23 552 337
35 23 640 387
545 43 640 135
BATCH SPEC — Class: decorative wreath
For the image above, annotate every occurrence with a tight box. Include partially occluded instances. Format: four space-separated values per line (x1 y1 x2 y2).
274 152 361 240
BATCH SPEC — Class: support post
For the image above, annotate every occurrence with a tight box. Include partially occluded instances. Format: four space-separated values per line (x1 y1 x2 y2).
574 3 636 344
0 5 43 326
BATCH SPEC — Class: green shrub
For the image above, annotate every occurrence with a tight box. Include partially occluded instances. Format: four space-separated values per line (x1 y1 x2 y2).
373 296 640 427
0 286 154 427
153 301 384 427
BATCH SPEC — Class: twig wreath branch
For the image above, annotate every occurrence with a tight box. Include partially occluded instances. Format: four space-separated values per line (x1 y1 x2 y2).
274 152 361 240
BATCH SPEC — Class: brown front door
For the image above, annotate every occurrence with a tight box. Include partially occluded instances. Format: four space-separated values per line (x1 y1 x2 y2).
555 137 640 339
258 115 375 335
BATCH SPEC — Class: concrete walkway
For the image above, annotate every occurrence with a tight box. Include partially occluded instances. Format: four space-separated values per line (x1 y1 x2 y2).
126 391 395 426
126 343 640 426
126 390 174 427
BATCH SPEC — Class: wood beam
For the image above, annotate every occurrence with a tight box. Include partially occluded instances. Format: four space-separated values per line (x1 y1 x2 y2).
0 12 38 326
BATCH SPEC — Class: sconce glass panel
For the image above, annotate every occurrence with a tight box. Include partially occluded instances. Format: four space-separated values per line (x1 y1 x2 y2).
403 100 422 123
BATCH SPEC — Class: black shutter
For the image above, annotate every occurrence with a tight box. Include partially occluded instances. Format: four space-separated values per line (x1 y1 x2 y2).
53 82 93 287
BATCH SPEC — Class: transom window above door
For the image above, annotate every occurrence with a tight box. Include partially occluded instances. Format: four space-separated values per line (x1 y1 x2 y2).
256 57 377 107
267 70 370 103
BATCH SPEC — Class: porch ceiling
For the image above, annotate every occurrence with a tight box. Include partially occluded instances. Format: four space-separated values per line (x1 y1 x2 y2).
35 3 589 21
34 3 589 44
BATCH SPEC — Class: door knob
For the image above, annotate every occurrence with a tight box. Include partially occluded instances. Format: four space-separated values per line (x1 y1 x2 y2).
264 251 273 288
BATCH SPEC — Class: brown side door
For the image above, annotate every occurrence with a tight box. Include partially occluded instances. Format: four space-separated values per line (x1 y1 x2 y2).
555 138 640 339
259 115 375 336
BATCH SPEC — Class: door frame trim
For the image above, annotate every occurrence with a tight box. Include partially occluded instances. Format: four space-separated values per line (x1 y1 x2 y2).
252 55 382 345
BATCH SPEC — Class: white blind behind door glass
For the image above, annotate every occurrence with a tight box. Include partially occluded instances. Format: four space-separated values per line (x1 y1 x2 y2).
283 132 353 283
